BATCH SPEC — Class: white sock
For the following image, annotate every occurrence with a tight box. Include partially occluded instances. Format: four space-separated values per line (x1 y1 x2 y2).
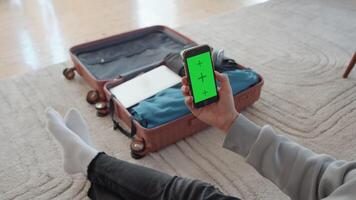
64 108 93 146
46 107 98 175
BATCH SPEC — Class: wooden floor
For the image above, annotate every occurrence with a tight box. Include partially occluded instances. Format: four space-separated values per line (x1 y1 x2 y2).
0 0 267 79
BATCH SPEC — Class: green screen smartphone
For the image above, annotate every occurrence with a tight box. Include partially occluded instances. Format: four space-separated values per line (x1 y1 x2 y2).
181 45 219 108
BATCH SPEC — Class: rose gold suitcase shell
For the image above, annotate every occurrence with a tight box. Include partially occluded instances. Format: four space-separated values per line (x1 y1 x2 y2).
64 25 263 159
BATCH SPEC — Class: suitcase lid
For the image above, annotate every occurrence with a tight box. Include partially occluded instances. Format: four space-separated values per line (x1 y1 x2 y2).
70 25 197 81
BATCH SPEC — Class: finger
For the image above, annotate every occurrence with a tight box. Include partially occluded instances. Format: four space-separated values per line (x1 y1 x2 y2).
181 76 188 86
181 85 190 96
184 96 195 111
214 71 230 89
215 71 229 84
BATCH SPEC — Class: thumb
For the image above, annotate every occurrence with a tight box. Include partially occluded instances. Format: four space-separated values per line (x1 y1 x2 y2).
214 71 230 89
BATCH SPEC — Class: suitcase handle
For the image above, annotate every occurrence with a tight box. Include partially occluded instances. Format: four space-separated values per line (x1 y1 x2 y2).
109 96 137 138
113 119 137 138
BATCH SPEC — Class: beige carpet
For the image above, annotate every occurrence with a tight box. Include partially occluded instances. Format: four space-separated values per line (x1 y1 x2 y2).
1 0 356 199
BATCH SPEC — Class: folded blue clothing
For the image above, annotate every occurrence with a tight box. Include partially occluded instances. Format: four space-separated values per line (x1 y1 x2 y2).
129 69 259 128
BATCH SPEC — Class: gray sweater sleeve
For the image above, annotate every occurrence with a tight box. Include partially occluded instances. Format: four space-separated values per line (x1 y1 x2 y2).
223 114 356 200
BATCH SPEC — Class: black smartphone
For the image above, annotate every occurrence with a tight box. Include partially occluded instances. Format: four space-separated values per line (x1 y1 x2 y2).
181 45 219 108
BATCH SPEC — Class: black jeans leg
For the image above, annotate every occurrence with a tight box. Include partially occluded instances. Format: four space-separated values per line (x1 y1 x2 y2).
88 182 124 200
87 152 240 200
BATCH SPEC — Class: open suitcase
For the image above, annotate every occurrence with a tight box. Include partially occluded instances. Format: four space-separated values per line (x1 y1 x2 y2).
64 25 264 159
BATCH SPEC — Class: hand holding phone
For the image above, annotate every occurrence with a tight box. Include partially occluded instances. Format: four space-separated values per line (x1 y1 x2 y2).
181 45 239 132
181 71 239 133
181 45 219 108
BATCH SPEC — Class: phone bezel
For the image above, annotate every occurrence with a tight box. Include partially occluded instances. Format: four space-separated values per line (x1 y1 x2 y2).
181 44 219 108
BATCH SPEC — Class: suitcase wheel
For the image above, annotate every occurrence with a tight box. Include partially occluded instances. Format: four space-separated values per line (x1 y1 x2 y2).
63 67 76 80
86 90 99 104
130 139 145 159
95 101 109 117
131 151 145 159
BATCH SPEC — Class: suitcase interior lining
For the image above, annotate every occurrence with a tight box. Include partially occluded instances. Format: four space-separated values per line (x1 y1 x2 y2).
75 31 188 80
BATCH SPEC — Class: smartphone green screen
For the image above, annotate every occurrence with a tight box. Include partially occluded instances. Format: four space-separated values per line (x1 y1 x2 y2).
186 52 217 103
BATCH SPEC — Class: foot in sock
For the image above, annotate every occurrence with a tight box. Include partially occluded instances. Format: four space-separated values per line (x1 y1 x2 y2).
64 108 93 146
46 107 98 175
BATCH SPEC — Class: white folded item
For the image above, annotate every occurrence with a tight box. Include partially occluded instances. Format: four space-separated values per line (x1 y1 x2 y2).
110 65 181 108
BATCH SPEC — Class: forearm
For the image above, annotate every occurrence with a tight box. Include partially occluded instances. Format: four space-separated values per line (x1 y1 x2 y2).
223 114 356 200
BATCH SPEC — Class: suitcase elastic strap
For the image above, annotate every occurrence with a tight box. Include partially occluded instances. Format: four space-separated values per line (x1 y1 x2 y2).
109 96 137 138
